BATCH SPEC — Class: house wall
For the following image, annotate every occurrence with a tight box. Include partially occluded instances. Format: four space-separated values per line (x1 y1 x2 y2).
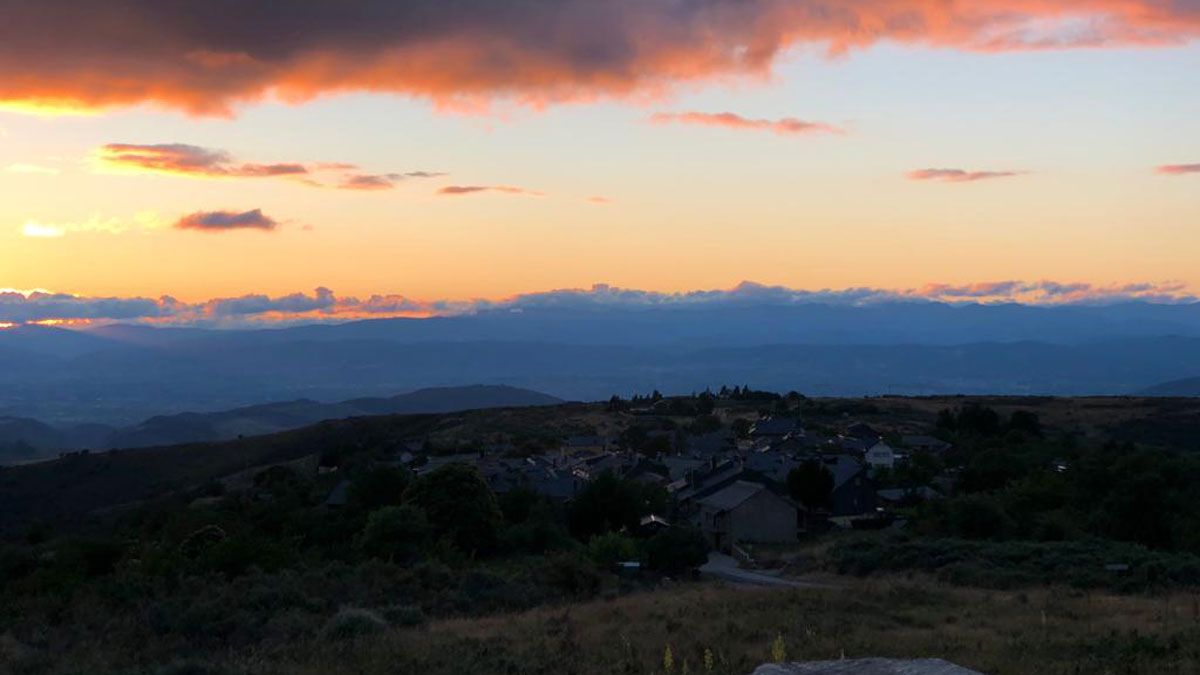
729 490 796 544
699 510 730 551
831 473 876 517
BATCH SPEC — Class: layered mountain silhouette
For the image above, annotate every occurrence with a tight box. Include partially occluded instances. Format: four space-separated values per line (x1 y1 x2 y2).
1138 377 1200 396
1 301 1198 436
0 385 561 463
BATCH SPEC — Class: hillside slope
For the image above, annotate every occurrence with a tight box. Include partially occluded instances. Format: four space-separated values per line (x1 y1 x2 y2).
1138 376 1200 396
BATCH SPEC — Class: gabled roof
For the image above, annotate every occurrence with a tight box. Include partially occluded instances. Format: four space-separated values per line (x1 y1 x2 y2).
696 480 768 511
823 454 868 489
675 463 743 502
751 417 800 436
845 422 881 440
685 431 735 455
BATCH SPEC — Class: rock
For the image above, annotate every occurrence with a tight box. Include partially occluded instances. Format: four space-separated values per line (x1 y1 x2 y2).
752 658 984 675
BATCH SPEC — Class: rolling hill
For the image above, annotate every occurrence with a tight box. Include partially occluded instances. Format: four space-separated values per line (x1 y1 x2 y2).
1138 377 1200 396
0 385 561 462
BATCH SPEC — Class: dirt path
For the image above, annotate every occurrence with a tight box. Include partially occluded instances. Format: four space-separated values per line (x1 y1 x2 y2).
700 552 836 589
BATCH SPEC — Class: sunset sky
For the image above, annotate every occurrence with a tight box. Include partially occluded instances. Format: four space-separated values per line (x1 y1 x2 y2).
1 1 1198 325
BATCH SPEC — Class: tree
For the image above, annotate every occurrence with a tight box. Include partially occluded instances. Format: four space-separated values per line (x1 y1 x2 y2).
956 404 1002 436
948 495 1013 540
773 398 792 416
349 466 411 510
357 505 429 563
403 464 503 554
689 414 722 435
1008 410 1042 437
498 485 542 524
644 527 709 574
569 471 662 539
731 418 753 440
787 460 834 509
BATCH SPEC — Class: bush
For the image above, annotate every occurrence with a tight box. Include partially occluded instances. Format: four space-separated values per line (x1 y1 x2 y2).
357 505 430 563
148 660 237 675
644 527 708 574
349 466 411 510
586 531 639 569
948 495 1013 540
829 535 1200 591
543 551 602 599
382 604 427 627
321 607 389 641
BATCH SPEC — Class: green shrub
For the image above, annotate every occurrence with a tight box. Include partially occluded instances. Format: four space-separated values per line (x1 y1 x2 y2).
543 551 603 599
357 505 430 563
382 604 427 627
145 659 238 675
830 535 1200 591
321 607 389 641
586 531 639 569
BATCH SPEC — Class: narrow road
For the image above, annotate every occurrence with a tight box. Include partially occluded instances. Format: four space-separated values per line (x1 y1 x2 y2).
700 552 834 589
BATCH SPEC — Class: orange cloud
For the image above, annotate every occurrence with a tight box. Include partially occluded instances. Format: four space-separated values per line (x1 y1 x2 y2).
438 185 545 197
98 143 440 190
174 209 278 232
907 168 1026 183
2 1 1197 116
650 111 842 135
339 172 447 191
1156 163 1200 175
99 144 307 178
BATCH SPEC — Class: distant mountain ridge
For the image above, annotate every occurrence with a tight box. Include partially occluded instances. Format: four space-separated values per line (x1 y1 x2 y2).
0 385 562 463
2 300 1200 425
1138 377 1200 397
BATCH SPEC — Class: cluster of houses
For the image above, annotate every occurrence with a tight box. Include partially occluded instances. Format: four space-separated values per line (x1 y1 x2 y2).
328 413 954 554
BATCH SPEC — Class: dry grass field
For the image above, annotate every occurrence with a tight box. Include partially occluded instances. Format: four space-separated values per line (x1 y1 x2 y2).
138 579 1200 675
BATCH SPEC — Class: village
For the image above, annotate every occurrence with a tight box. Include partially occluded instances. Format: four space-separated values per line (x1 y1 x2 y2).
321 390 957 557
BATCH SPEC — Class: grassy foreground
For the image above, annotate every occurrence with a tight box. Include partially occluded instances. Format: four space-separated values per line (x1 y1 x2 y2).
45 578 1197 675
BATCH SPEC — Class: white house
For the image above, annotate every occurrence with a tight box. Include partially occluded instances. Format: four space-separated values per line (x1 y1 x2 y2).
864 441 896 470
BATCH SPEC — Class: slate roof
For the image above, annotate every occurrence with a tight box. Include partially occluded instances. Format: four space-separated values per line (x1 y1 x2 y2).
751 417 801 437
822 454 868 489
696 480 767 511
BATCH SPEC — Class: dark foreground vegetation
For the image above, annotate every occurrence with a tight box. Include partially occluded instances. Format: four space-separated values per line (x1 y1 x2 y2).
2 393 1200 674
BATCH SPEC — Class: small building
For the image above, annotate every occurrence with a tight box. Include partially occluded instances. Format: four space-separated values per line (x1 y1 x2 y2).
696 480 799 551
864 441 897 470
744 448 800 484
